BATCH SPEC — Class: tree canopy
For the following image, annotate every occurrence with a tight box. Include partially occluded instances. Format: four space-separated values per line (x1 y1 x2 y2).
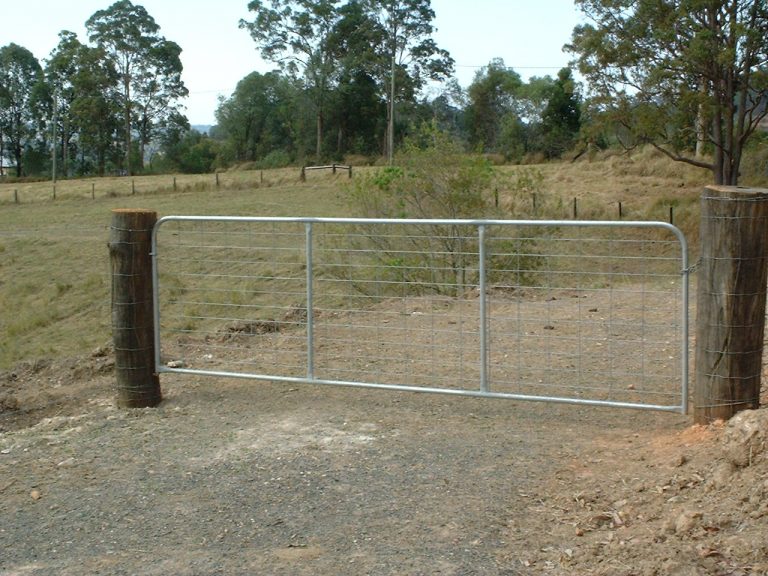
86 0 187 174
0 43 45 177
568 0 768 185
15 2 767 181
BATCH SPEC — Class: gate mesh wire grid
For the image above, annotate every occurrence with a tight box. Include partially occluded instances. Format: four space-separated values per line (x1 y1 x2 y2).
153 217 688 411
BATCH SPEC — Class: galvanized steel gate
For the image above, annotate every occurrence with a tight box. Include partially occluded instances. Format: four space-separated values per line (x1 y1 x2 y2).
152 217 689 413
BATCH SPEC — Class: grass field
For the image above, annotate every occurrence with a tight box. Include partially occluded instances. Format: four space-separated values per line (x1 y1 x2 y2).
0 148 738 369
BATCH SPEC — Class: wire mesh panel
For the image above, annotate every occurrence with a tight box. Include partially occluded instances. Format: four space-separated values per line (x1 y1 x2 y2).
153 217 688 412
154 219 310 379
483 224 686 408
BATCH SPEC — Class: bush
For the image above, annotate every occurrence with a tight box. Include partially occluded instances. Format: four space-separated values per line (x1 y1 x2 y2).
255 150 292 170
342 121 544 296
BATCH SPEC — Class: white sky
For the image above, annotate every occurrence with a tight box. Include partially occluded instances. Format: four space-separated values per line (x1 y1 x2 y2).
1 0 583 125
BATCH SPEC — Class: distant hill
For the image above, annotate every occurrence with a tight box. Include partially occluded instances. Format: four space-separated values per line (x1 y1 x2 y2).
192 125 213 135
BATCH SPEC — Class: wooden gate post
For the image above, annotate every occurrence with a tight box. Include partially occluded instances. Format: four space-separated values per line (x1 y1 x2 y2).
109 209 162 408
694 185 768 423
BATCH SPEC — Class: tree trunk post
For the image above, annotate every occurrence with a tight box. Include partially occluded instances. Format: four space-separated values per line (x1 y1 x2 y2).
694 185 768 423
109 209 162 408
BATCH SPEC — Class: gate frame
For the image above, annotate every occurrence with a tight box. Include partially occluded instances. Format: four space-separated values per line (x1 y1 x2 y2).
151 216 690 414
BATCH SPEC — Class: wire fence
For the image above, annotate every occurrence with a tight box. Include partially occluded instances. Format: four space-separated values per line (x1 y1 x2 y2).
0 170 298 205
154 217 689 412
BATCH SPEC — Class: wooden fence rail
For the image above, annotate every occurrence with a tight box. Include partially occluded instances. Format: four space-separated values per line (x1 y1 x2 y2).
300 164 353 181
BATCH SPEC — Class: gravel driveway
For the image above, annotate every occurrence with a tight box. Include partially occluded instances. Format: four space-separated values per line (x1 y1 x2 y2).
0 361 689 575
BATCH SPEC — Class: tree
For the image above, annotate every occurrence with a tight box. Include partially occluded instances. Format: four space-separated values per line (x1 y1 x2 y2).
326 0 388 155
0 43 45 177
368 0 454 162
47 32 121 176
86 0 188 174
540 68 582 159
215 71 303 163
46 32 80 178
133 39 188 166
240 0 341 160
465 58 522 152
568 0 768 185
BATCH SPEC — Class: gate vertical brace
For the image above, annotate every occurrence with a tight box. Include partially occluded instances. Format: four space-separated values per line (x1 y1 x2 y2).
479 225 489 393
152 219 162 376
305 222 315 380
681 247 690 416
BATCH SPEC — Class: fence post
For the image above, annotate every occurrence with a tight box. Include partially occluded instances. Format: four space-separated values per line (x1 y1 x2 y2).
91 182 95 199
109 208 162 408
14 189 18 204
300 166 306 182
215 172 219 188
694 185 768 423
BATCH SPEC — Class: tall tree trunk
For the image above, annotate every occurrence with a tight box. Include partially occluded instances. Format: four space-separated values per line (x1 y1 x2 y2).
13 142 22 177
695 80 707 159
124 72 131 175
63 125 69 179
316 109 323 161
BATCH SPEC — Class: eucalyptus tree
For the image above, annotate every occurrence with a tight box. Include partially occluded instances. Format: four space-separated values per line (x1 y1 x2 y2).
568 0 768 185
240 0 343 160
45 32 77 177
327 0 388 155
0 43 45 177
47 33 120 176
366 0 454 162
86 0 188 174
46 31 120 176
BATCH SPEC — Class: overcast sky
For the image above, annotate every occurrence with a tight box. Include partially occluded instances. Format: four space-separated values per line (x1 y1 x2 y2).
2 0 583 125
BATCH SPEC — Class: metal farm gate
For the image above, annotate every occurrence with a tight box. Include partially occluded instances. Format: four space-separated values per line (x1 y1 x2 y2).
152 217 690 413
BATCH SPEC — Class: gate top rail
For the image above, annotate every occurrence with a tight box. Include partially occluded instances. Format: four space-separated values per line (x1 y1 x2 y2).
154 216 688 262
155 214 685 232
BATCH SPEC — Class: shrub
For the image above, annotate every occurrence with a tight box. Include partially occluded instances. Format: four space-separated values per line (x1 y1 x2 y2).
342 121 543 296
